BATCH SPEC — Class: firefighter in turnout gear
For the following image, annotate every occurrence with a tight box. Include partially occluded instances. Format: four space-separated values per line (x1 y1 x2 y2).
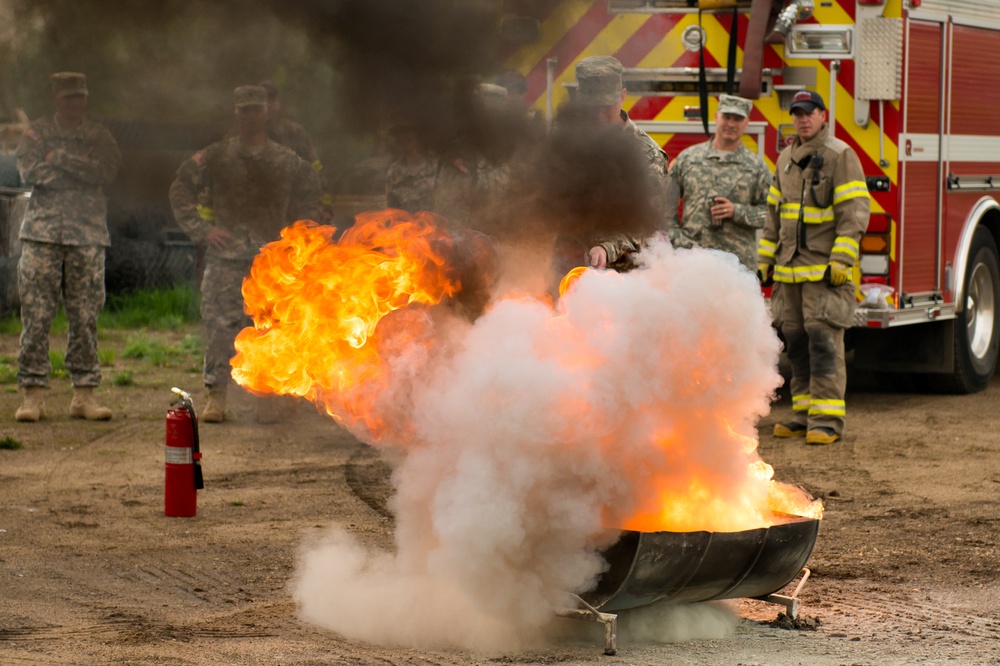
759 90 870 445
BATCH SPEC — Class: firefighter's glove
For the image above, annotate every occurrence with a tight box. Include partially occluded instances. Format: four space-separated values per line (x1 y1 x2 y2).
757 262 774 287
825 260 852 287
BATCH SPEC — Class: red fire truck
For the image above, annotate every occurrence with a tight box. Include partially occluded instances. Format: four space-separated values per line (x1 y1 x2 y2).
501 0 1000 392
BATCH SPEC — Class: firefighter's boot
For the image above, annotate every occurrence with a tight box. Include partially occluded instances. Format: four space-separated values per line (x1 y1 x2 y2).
773 421 807 438
202 387 227 423
15 387 46 422
806 426 841 445
70 387 113 421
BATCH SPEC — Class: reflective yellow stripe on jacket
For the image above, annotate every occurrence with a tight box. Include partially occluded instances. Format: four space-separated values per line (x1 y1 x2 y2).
832 236 859 263
774 264 828 283
779 203 835 224
758 238 777 260
833 180 869 205
767 185 781 207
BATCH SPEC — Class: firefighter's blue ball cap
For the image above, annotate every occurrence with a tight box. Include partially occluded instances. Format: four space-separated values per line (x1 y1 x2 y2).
790 90 826 113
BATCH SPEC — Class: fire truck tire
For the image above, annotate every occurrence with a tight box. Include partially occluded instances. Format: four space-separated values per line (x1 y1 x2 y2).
944 227 1000 394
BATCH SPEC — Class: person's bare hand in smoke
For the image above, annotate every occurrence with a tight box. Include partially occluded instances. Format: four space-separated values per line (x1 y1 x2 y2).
588 245 608 269
205 225 235 252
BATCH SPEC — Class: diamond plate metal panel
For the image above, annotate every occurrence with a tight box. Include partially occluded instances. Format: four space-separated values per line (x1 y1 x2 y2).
858 17 903 100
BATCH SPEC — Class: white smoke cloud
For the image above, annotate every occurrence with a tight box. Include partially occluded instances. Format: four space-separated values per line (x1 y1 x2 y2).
618 601 739 643
293 238 785 651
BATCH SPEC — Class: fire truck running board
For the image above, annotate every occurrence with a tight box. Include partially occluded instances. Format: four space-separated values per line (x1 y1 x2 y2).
856 301 956 329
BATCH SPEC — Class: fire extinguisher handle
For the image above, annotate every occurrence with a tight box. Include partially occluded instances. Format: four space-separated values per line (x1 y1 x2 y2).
187 400 204 491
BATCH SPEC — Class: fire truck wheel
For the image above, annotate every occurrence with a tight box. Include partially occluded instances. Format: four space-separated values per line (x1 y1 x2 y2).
947 227 1000 393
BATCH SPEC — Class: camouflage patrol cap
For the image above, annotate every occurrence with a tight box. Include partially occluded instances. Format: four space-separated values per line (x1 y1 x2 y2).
575 56 624 106
718 94 752 118
50 72 88 98
233 85 268 108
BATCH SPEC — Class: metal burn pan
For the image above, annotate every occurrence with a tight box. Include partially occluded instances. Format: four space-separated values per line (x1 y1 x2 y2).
582 515 820 613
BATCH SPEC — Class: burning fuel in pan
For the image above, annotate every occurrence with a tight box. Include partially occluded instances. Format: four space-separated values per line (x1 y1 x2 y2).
234 212 824 654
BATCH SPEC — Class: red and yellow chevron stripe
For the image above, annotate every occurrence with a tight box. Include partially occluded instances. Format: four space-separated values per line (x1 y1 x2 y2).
503 0 902 223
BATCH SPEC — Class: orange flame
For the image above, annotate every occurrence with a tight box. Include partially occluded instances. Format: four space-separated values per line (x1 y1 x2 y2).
558 265 589 298
231 210 458 438
621 438 824 533
232 214 822 531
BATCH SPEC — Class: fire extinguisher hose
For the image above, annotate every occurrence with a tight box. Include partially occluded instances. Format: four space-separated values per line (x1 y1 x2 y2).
171 387 204 490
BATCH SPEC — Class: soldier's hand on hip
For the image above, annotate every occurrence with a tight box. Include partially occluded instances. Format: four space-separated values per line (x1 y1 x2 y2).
205 226 235 252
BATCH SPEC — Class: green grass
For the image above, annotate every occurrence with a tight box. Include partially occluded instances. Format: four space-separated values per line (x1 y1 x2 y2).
113 370 134 386
0 285 202 335
0 312 67 335
49 351 67 377
0 315 20 335
0 287 205 378
0 436 23 450
101 285 201 330
0 357 16 384
122 333 194 367
180 334 202 356
98 348 116 366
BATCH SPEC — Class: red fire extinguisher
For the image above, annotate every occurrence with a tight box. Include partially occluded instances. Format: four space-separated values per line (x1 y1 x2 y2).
165 387 204 517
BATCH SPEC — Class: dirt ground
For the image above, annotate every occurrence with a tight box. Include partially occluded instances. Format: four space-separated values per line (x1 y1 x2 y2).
1 325 998 666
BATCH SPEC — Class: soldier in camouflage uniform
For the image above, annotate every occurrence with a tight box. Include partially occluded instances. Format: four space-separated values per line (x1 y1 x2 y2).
666 94 772 271
14 72 121 422
573 56 670 272
432 83 516 239
226 80 333 223
385 83 518 239
384 124 437 213
170 85 322 423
